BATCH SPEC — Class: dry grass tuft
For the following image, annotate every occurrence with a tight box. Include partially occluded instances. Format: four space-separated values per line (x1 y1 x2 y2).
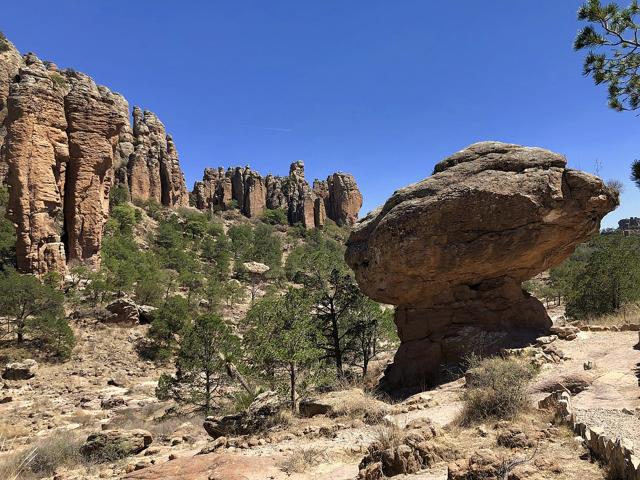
580 303 640 327
278 446 326 473
0 433 85 480
373 422 405 450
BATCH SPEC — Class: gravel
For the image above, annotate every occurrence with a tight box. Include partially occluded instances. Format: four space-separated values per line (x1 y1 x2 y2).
575 408 640 452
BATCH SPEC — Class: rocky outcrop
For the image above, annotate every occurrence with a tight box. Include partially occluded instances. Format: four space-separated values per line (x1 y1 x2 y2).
3 36 190 275
619 217 640 235
0 35 23 183
63 71 130 268
4 54 70 275
345 142 618 391
193 160 362 228
127 107 188 208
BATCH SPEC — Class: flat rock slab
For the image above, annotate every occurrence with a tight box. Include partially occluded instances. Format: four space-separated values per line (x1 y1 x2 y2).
122 453 281 480
532 331 640 411
575 408 640 453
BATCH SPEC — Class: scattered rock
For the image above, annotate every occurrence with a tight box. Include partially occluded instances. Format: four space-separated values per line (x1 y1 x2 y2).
497 427 534 449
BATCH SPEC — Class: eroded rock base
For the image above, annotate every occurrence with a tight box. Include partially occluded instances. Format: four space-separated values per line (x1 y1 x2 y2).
381 277 551 392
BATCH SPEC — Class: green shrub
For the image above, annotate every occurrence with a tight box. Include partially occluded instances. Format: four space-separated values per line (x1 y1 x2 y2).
48 72 67 89
109 184 130 207
261 208 288 226
461 355 537 423
0 186 15 270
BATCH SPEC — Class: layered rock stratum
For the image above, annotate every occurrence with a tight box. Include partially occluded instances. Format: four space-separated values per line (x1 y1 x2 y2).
193 160 362 228
0 36 188 275
345 141 618 390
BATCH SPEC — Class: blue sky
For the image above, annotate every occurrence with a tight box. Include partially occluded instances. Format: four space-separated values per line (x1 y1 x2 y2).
3 1 639 227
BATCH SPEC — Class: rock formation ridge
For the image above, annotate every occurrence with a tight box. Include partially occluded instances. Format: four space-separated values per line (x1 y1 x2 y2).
0 36 188 275
193 160 362 228
345 141 618 391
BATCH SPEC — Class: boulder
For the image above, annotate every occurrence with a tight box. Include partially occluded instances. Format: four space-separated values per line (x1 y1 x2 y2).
81 429 152 459
2 359 37 380
345 142 618 390
105 298 156 324
203 390 280 439
299 388 388 418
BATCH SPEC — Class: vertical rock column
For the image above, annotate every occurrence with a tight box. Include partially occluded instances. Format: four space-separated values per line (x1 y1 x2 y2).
63 71 130 269
0 37 23 183
5 54 69 275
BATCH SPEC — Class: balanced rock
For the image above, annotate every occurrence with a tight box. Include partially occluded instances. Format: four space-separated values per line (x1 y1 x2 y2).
345 142 618 390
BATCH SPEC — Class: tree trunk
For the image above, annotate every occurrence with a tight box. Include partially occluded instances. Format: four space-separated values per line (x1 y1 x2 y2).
289 362 297 413
329 299 343 377
16 319 24 344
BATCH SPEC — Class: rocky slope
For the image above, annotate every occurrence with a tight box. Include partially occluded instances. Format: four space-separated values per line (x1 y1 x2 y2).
346 141 618 390
0 36 189 275
193 160 362 228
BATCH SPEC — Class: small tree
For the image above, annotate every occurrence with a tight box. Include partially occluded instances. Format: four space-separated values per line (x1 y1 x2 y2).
349 298 396 377
26 312 75 359
157 314 237 414
574 0 640 189
244 288 323 411
633 159 640 188
565 232 640 317
0 269 65 344
146 296 190 360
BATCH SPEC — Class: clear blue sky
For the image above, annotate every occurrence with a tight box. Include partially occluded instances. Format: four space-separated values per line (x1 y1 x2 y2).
3 1 639 227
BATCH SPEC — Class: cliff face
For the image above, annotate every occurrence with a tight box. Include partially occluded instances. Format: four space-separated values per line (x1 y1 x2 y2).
193 160 362 228
1 38 189 275
0 36 24 183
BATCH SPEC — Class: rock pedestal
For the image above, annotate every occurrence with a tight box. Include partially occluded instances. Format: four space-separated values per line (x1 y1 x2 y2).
345 142 618 391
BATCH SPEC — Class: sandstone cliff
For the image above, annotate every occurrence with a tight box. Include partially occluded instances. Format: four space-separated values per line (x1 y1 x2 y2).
345 141 618 390
0 35 23 183
193 160 362 228
1 38 189 275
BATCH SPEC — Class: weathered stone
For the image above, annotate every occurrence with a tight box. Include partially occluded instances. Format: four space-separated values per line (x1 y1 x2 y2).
128 108 188 207
194 160 362 228
5 54 69 275
345 142 618 390
0 36 23 183
63 71 130 269
2 359 37 380
203 391 280 439
80 429 152 459
105 298 156 324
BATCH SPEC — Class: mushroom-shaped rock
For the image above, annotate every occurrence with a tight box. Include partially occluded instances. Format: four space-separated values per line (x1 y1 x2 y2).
345 142 618 391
